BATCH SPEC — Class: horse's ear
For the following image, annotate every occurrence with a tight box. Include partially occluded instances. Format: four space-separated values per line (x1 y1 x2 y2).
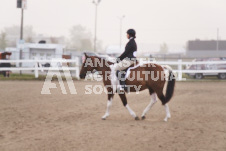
84 53 88 58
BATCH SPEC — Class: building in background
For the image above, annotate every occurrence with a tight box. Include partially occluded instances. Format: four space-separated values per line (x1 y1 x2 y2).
186 40 226 58
6 42 65 67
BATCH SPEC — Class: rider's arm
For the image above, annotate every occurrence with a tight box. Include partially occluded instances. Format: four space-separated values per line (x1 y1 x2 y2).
118 43 132 61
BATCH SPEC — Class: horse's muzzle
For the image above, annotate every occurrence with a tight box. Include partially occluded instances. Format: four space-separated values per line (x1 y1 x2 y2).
79 74 86 79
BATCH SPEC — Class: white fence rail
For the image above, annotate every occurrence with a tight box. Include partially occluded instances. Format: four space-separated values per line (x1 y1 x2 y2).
0 58 80 79
148 59 226 80
0 59 226 81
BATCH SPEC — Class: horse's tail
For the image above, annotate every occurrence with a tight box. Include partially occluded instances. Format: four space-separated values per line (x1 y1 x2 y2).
163 68 176 105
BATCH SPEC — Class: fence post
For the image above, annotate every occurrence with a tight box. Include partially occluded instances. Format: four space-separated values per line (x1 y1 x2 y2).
35 60 39 78
75 57 80 79
178 59 182 81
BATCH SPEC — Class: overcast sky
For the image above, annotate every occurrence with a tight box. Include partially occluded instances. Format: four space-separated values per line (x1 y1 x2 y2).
0 0 226 52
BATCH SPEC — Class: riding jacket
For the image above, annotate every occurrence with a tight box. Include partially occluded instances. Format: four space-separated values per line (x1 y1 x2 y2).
118 37 137 61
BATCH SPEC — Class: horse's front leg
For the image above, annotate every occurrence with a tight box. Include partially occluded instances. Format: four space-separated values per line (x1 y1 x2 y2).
119 93 139 120
102 94 114 120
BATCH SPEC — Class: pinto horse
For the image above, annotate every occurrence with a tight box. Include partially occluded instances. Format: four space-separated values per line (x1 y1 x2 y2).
79 54 175 121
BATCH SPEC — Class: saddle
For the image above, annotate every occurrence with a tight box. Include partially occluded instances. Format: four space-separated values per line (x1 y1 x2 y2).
116 61 139 91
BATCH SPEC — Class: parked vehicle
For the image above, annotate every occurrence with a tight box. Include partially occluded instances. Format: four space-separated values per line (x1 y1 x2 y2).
186 58 226 79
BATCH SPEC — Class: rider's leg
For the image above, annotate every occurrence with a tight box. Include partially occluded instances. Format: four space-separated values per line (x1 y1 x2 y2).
110 61 124 91
112 60 135 91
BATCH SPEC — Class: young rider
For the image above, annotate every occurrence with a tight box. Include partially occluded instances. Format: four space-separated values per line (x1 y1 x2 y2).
111 29 137 90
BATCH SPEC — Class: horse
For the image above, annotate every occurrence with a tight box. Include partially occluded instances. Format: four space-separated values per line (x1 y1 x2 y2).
79 53 175 121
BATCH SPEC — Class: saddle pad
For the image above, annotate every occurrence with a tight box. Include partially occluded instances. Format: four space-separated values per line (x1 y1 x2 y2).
124 63 171 79
125 64 141 79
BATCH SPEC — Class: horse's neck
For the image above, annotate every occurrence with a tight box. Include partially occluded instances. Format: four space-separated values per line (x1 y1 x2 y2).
93 59 112 85
95 62 110 79
96 65 110 75
93 57 111 77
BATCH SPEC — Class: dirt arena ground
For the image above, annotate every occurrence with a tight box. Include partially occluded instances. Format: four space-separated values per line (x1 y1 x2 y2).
0 81 226 151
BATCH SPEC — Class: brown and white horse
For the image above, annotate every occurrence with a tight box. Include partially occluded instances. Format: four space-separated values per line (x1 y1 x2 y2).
79 54 175 121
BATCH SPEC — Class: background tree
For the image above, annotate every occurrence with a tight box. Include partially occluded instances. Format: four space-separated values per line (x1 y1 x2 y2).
4 25 36 46
159 42 168 53
25 36 33 43
0 32 7 50
50 36 59 44
68 25 93 51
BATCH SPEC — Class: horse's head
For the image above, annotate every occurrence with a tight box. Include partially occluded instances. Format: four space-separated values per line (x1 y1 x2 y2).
79 53 114 79
79 53 96 79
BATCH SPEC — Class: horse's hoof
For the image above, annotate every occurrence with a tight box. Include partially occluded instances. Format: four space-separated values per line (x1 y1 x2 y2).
135 116 140 120
141 116 146 120
102 113 109 120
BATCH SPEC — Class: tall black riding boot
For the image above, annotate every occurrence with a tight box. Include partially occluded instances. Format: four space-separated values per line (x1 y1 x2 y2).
120 72 127 91
116 70 127 91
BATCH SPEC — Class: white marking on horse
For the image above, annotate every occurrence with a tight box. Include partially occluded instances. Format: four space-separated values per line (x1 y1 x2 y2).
164 104 171 122
102 98 113 120
141 93 157 117
110 65 119 93
125 104 137 118
125 64 140 78
161 65 172 122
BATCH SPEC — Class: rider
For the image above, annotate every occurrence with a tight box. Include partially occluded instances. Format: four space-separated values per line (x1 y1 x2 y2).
111 29 137 91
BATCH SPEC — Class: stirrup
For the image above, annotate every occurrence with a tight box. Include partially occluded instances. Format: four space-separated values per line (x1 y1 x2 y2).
118 85 127 92
122 85 127 91
116 85 124 93
119 86 124 91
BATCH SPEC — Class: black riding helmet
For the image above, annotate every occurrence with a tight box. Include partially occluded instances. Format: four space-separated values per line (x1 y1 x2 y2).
127 29 136 38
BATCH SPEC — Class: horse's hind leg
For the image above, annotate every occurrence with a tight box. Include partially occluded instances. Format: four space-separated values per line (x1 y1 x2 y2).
156 91 171 122
102 94 114 120
119 93 139 120
164 104 171 122
141 90 157 120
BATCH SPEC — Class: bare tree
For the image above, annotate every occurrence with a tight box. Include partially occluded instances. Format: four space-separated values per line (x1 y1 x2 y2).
159 42 168 53
69 25 93 51
4 25 36 46
0 32 7 50
25 36 33 43
50 37 59 44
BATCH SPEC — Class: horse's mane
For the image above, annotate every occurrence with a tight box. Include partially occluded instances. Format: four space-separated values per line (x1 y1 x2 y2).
91 56 114 65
